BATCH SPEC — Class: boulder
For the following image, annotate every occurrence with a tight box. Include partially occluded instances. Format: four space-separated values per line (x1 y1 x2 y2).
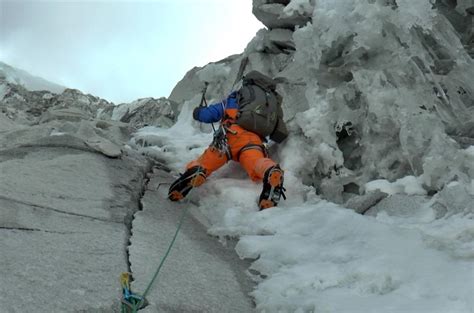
252 0 312 30
261 28 296 54
345 190 389 214
38 107 92 124
0 79 112 125
115 97 178 129
364 194 429 217
168 66 205 105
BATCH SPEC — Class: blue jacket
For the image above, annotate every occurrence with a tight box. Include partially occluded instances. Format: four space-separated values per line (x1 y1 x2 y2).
193 92 239 123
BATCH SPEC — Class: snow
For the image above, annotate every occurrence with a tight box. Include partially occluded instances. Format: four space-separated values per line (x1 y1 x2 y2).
130 98 474 312
0 83 8 101
365 176 427 196
0 61 66 94
283 0 313 17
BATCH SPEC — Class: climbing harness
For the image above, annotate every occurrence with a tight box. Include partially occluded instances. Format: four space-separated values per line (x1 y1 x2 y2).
211 124 235 161
236 143 268 162
119 203 189 312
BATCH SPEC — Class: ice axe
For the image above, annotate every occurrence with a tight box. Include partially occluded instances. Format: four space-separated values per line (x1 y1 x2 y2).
196 81 216 132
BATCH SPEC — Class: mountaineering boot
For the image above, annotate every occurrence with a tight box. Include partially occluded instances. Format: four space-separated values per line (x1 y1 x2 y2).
259 165 286 210
168 166 206 201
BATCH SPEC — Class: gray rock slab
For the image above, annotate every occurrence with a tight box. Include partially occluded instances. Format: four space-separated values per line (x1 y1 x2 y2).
0 119 131 159
0 112 23 132
0 210 126 313
262 28 296 54
39 107 91 124
345 190 388 214
0 144 151 312
129 172 255 313
364 194 430 217
1 148 122 221
252 0 311 30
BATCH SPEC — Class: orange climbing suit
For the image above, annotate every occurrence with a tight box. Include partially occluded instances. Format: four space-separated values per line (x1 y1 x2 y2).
186 107 277 182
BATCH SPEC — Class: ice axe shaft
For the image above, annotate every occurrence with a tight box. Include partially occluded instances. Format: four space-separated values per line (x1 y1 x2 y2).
199 82 209 108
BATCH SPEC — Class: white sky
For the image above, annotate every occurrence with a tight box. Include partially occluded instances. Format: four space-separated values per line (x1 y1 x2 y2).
0 0 263 103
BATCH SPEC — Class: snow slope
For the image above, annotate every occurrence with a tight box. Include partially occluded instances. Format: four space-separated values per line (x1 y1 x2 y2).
0 61 66 93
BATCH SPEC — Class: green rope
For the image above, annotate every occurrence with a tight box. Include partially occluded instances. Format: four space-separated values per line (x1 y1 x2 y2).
122 205 189 312
142 205 188 299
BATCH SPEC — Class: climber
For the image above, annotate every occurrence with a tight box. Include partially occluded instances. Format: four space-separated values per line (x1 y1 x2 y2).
168 71 288 210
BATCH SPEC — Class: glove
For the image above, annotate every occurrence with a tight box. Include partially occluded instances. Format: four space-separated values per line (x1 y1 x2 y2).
193 107 202 121
226 94 238 107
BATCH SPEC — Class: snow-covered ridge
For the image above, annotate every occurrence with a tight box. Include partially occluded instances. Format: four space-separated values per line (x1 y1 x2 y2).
0 61 66 94
0 78 114 126
0 64 178 129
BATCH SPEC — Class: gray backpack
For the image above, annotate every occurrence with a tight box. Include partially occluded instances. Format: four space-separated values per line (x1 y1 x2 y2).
236 71 288 143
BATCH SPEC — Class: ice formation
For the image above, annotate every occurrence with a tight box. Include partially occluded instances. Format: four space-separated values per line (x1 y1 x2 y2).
170 0 474 205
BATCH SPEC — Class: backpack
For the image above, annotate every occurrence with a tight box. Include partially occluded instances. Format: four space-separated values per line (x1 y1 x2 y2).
235 71 288 143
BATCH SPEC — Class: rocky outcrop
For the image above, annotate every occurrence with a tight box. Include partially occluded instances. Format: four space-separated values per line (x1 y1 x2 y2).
48 88 113 117
435 0 474 58
257 28 296 54
169 66 205 105
0 61 66 93
252 0 312 30
0 79 155 311
0 78 113 125
111 97 179 129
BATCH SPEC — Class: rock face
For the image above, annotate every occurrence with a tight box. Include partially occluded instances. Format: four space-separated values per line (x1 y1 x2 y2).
0 70 154 311
0 63 255 312
0 78 113 125
129 171 255 313
435 0 474 58
252 0 312 30
110 97 179 129
0 143 151 312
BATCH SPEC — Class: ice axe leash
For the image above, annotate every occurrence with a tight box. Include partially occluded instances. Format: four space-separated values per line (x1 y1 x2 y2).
119 202 190 313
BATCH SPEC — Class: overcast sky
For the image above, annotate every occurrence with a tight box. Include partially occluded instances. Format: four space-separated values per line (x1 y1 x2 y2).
0 0 263 103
